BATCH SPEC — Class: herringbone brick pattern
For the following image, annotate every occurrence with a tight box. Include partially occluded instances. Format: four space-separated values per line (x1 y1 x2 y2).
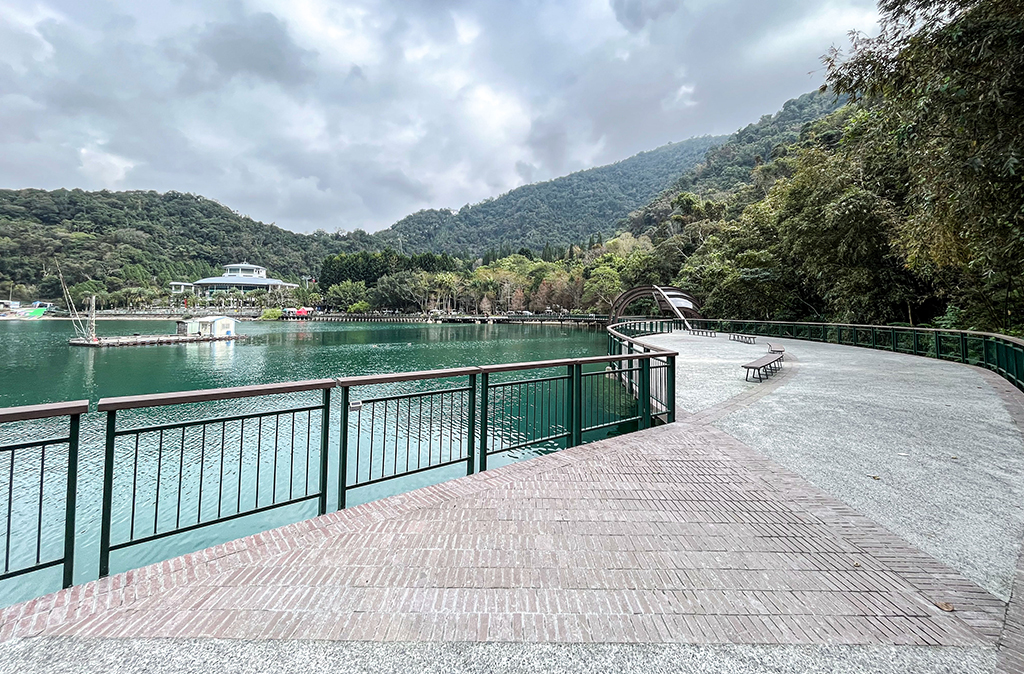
0 421 1004 646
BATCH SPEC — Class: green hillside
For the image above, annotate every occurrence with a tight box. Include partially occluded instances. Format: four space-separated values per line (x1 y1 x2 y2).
0 136 722 299
370 135 722 254
623 91 846 239
0 189 341 298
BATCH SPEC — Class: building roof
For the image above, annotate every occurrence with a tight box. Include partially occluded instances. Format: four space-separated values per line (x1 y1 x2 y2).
224 263 265 270
195 315 233 323
193 276 297 287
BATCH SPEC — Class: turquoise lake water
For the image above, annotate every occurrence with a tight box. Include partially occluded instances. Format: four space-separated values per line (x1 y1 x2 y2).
0 319 609 607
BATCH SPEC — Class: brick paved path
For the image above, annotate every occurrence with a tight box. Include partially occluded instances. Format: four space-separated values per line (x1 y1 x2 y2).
0 420 1005 649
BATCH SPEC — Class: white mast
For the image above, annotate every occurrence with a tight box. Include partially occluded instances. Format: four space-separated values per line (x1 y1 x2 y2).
55 259 89 340
87 295 97 341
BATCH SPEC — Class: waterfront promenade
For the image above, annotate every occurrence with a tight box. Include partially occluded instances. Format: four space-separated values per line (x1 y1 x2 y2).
1 333 1023 673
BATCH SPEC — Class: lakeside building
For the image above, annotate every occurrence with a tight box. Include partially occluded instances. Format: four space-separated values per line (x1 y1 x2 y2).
175 316 236 337
190 263 298 296
169 282 194 294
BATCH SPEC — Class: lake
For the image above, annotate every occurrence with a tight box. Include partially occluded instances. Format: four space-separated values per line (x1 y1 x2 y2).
0 319 608 606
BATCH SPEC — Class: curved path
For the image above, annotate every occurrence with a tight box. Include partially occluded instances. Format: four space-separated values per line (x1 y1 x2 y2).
1 332 1023 673
647 332 1024 603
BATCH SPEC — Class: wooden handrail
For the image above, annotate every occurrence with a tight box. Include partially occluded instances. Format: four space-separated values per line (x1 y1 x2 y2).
478 359 577 374
0 400 90 424
337 367 481 387
96 379 336 412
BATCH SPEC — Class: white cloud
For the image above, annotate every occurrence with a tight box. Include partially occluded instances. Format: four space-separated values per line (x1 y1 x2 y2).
0 0 880 233
0 2 63 73
746 3 879 63
78 146 135 186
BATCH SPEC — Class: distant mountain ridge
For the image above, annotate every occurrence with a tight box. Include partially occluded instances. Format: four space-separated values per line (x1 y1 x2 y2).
0 92 842 297
368 135 723 255
623 91 846 238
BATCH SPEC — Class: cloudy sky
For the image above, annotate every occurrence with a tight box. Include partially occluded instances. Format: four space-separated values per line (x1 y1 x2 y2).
0 0 879 233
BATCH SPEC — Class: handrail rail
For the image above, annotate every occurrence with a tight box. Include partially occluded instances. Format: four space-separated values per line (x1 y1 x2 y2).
606 319 679 353
337 366 481 386
576 352 677 363
697 318 1024 348
0 400 90 424
96 379 336 411
689 317 1023 392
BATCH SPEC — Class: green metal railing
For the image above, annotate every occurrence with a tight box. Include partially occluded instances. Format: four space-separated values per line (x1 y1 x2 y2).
607 319 676 425
0 332 677 597
0 400 87 589
95 380 335 578
689 319 1024 392
334 367 479 510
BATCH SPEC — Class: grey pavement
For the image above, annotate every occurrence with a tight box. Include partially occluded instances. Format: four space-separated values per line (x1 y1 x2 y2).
0 638 997 674
645 332 1024 602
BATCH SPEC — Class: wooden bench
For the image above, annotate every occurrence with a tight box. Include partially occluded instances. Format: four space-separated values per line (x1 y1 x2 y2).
729 333 756 344
742 353 784 382
766 342 785 358
689 329 717 338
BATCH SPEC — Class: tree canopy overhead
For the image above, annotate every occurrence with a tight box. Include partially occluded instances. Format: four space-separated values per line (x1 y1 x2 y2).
825 0 1023 293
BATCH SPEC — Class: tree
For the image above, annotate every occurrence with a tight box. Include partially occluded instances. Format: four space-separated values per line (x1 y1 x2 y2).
824 0 1024 328
369 272 418 311
582 266 622 312
511 288 526 311
325 280 367 311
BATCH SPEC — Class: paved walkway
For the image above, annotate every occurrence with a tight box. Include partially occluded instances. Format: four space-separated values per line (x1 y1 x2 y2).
1 334 1023 673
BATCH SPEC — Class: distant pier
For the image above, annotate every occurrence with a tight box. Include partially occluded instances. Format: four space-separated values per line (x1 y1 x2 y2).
69 334 245 347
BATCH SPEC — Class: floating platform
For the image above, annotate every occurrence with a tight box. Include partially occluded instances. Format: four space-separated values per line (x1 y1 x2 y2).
69 334 245 348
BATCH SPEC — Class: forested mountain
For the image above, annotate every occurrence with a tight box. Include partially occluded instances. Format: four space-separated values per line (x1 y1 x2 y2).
369 135 722 254
607 0 1023 333
0 135 722 300
623 91 846 238
0 189 343 298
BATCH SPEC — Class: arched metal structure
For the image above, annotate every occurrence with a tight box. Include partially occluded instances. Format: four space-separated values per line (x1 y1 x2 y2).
610 285 703 329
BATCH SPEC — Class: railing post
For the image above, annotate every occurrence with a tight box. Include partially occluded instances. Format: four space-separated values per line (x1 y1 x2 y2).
912 330 920 355
891 327 897 351
62 413 80 589
565 364 575 448
467 373 477 475
960 332 968 364
337 386 349 511
99 410 116 578
640 357 651 430
318 387 331 515
572 363 583 447
479 372 489 472
666 355 676 424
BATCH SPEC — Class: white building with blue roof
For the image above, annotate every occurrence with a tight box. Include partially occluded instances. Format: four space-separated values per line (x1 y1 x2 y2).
191 263 299 296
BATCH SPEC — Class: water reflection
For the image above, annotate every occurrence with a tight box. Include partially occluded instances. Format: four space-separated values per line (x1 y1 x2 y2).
0 320 606 607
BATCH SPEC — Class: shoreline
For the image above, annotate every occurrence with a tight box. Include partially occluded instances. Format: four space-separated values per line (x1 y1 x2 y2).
1 315 258 322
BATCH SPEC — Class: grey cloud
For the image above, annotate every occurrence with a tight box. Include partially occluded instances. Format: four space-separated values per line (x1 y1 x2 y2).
0 0 877 233
610 0 680 32
196 12 317 86
515 161 537 184
525 119 570 176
